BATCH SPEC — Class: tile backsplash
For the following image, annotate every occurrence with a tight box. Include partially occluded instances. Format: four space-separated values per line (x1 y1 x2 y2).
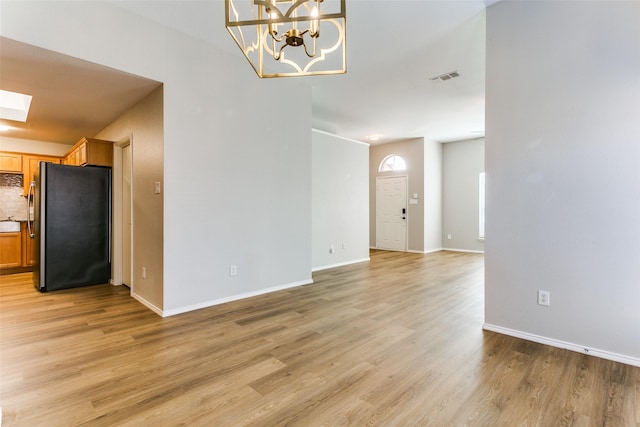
0 173 28 221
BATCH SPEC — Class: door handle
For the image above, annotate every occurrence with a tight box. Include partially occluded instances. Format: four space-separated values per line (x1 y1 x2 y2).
27 181 35 238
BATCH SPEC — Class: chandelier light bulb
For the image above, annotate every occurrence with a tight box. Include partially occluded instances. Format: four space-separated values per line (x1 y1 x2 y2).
310 6 319 36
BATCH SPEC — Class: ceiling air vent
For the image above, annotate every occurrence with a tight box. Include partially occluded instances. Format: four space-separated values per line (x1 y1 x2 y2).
430 71 460 82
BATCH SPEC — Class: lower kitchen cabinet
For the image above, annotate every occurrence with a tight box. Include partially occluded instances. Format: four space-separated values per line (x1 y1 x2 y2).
0 232 22 268
0 224 37 270
21 222 36 266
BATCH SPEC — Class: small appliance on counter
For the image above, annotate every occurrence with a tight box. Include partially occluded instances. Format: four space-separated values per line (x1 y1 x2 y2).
28 162 111 291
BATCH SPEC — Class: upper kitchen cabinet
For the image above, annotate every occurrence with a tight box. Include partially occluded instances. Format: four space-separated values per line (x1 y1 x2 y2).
22 155 61 196
63 137 113 168
0 152 23 173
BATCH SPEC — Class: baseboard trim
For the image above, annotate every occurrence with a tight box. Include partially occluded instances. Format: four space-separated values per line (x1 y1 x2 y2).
131 290 163 317
371 247 444 254
442 247 485 254
483 323 640 367
407 248 444 254
0 266 34 275
312 257 370 272
161 279 314 317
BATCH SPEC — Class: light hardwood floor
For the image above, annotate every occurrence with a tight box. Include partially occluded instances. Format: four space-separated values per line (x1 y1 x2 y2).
0 250 638 426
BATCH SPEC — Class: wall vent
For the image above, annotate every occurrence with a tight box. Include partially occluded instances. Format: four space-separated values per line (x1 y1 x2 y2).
430 71 460 82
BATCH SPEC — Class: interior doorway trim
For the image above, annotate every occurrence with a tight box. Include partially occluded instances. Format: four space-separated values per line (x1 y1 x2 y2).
112 135 133 291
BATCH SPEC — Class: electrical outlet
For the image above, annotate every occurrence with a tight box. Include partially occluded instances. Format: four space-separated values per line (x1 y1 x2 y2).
537 290 550 306
229 265 237 276
447 234 452 240
329 245 334 254
142 267 147 279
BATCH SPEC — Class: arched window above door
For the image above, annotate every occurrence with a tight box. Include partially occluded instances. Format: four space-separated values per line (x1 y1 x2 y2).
379 155 407 172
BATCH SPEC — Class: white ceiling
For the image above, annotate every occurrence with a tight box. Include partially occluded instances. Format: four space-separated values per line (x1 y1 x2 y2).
0 0 493 146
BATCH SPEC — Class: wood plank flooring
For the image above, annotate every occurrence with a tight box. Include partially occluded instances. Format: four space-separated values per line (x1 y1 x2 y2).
0 250 638 426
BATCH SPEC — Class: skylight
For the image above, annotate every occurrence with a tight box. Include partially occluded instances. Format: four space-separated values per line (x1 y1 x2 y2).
0 89 33 122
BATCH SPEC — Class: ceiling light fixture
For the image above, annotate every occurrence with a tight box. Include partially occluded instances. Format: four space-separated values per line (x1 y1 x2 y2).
225 0 346 78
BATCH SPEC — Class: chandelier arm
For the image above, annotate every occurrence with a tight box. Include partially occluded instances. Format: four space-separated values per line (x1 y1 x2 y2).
269 28 286 43
303 36 316 58
274 41 288 61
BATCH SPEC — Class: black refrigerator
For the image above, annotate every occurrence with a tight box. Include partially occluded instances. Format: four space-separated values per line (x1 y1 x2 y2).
28 162 112 292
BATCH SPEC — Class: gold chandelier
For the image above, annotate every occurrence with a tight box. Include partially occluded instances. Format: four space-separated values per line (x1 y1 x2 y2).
225 0 346 78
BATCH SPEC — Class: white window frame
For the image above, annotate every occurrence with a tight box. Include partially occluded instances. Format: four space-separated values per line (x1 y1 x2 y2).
378 154 407 172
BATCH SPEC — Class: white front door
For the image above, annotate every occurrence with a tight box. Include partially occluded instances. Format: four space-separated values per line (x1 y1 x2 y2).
376 176 407 251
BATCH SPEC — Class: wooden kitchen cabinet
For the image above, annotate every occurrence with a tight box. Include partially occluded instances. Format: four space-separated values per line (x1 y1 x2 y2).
0 232 22 268
63 137 113 167
0 152 23 173
21 222 36 267
62 150 75 165
63 146 77 165
76 143 88 165
0 224 36 269
22 155 61 196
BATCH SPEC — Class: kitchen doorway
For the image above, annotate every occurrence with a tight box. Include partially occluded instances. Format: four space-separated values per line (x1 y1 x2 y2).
113 136 133 290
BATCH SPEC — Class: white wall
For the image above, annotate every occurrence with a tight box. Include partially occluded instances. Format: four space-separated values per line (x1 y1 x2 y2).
95 86 164 310
1 1 313 316
442 138 484 252
485 0 640 365
423 139 443 253
311 130 369 271
369 138 443 253
369 138 425 252
0 137 71 156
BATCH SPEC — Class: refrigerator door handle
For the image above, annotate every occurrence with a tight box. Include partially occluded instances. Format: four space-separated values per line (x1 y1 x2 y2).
27 180 35 238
